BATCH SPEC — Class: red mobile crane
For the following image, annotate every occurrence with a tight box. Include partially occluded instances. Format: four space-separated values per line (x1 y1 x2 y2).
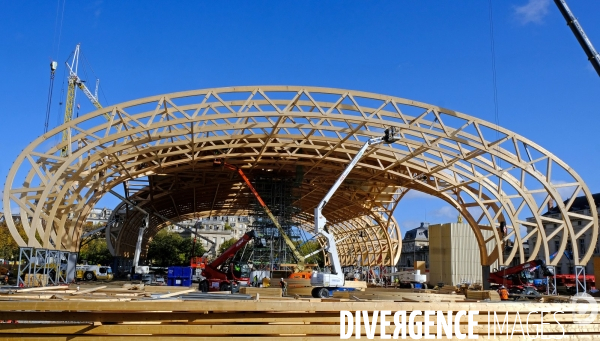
198 230 257 292
488 259 554 296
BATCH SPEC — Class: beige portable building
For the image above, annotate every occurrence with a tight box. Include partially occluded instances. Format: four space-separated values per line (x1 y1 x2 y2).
429 222 495 286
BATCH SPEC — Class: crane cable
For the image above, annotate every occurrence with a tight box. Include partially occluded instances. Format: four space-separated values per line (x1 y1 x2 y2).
488 0 500 139
487 0 504 180
44 65 57 134
44 0 66 134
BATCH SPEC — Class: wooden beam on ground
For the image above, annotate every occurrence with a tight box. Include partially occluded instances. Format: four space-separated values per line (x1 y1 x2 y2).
16 285 68 293
71 286 107 296
158 288 196 298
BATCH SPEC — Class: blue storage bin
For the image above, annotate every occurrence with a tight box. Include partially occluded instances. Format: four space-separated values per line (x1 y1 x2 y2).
181 278 192 287
181 267 192 279
168 266 182 278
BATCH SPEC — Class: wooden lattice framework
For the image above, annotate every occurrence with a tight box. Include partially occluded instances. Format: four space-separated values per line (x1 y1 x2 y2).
3 86 597 267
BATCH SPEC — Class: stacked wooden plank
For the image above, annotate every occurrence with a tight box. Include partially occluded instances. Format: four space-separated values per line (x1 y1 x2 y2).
437 285 458 294
466 289 501 301
0 299 598 339
23 273 48 287
239 287 282 298
0 284 194 302
333 287 470 302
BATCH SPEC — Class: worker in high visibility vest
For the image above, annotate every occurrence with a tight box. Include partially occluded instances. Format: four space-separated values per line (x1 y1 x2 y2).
498 285 509 301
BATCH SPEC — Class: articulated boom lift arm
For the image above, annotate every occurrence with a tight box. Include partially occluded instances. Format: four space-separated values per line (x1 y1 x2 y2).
224 163 307 271
314 127 400 276
203 230 256 281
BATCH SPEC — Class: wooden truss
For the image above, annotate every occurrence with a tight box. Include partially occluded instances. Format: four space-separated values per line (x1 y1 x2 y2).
3 86 597 267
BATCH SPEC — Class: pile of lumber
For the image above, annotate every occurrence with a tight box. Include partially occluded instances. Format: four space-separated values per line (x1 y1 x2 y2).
239 287 282 298
22 274 48 287
465 289 501 301
0 284 195 302
333 288 470 302
0 299 596 339
437 285 458 294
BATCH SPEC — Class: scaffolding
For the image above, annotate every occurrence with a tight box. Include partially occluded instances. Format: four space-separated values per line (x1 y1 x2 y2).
248 176 301 275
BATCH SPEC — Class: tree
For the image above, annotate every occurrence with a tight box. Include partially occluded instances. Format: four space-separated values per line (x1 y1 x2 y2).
147 229 202 267
79 238 113 265
298 240 325 268
224 222 232 231
218 238 236 256
0 221 29 261
0 222 20 261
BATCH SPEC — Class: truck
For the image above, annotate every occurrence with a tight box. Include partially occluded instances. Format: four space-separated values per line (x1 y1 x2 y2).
76 264 114 281
198 230 257 292
310 127 402 298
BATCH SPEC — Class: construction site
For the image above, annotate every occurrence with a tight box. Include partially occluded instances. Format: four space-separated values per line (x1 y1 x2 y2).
1 1 600 339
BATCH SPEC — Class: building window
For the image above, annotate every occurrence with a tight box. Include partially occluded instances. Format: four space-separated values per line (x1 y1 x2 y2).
594 243 599 254
578 221 582 226
554 224 558 228
556 265 562 275
554 240 560 253
567 241 572 251
221 237 225 244
579 239 585 252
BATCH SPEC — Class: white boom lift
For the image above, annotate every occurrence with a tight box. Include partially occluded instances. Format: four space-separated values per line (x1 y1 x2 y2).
310 127 402 298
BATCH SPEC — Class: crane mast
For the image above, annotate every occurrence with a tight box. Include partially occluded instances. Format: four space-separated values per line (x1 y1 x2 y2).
61 44 106 155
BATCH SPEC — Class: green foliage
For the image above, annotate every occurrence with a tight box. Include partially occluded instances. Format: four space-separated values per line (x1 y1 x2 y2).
224 222 232 230
79 238 113 265
297 240 325 267
0 221 23 260
218 238 237 256
190 237 207 258
147 229 202 266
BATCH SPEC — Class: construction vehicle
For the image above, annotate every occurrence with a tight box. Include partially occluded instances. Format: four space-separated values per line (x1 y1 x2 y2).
384 270 428 289
310 127 402 298
198 230 258 292
553 274 596 294
75 264 114 281
190 255 209 283
488 259 553 297
219 161 309 273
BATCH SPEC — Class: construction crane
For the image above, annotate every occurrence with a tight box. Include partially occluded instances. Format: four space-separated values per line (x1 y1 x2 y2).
554 0 600 77
61 44 108 155
220 161 308 272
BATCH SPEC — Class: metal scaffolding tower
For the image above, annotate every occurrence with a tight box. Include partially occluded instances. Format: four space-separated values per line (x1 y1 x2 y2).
248 176 301 274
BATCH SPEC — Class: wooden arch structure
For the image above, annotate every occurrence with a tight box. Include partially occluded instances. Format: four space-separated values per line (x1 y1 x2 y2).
3 86 597 267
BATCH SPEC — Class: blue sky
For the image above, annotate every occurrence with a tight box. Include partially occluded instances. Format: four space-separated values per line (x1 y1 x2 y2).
1 0 599 233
